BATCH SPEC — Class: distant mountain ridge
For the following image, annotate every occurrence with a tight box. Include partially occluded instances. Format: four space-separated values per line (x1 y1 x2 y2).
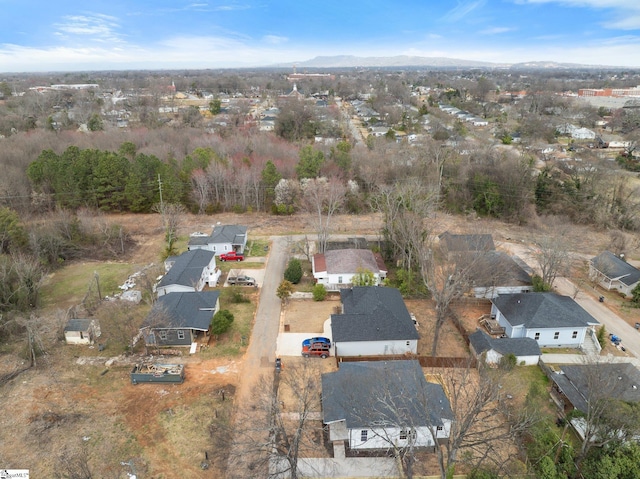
279 55 623 69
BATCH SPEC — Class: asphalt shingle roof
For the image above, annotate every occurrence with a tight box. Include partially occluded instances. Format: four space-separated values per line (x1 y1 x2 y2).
187 225 247 248
157 249 214 288
492 293 599 329
143 291 219 331
438 232 495 252
313 249 386 275
331 287 419 342
591 251 640 287
469 329 541 357
64 318 94 332
322 360 452 429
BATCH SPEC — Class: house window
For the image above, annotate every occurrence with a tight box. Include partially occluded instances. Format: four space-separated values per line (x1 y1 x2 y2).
159 330 168 341
554 332 560 340
406 341 411 346
436 426 444 432
400 429 407 440
338 276 343 284
177 330 185 340
534 332 540 341
360 430 368 442
572 331 578 339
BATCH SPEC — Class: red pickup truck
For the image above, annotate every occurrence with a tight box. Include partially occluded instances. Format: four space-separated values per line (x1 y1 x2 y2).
219 251 244 262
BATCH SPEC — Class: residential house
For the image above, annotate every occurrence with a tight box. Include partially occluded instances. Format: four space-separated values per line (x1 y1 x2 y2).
141 291 220 347
312 249 387 291
322 360 453 451
64 318 100 345
187 225 248 255
331 286 419 357
438 232 495 254
491 293 599 348
469 251 533 298
547 362 640 440
156 249 219 297
589 251 640 298
469 329 541 366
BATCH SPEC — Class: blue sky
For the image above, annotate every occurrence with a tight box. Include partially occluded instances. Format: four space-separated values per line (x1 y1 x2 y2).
1 0 639 72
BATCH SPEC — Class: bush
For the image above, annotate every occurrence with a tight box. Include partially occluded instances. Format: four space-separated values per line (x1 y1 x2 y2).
211 309 234 336
596 325 607 348
312 284 327 301
532 274 552 292
499 353 517 371
284 258 303 284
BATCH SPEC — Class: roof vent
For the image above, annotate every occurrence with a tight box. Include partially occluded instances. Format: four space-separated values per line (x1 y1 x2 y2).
618 376 623 380
633 385 637 389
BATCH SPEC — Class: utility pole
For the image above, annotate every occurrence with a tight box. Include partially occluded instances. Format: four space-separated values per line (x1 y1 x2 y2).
158 173 165 225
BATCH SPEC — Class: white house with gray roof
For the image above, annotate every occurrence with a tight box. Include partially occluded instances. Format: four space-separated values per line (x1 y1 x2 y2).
187 224 247 255
156 249 219 297
312 249 387 291
491 293 599 348
322 360 452 451
331 287 419 357
589 251 640 298
469 329 541 366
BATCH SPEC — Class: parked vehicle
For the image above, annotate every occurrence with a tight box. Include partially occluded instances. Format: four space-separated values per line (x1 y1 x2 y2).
301 337 331 347
302 343 330 358
275 357 282 372
219 251 244 262
227 275 256 286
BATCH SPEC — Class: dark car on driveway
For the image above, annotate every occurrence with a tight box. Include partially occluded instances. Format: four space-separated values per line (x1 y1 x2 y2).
301 337 331 348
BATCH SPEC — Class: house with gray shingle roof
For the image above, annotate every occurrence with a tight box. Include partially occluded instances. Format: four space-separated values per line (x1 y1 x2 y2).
469 251 533 299
187 224 248 256
469 329 541 366
322 360 452 451
156 249 219 297
141 291 220 347
64 318 101 345
491 293 599 348
331 287 419 357
590 251 640 298
438 232 495 253
312 249 387 291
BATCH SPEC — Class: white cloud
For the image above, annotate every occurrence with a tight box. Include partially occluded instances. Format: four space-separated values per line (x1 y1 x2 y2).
262 35 288 45
516 0 640 29
479 27 515 34
54 13 125 44
442 0 487 21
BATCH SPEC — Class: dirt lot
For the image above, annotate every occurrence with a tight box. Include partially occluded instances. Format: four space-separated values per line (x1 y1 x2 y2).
283 298 340 333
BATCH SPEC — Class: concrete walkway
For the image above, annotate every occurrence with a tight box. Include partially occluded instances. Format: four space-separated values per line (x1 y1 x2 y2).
542 352 640 367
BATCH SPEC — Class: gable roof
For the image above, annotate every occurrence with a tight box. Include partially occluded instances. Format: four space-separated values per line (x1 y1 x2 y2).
469 329 541 357
332 287 419 342
549 363 640 413
469 251 532 287
313 249 386 275
322 360 452 429
157 249 215 288
439 232 495 252
591 251 640 287
64 318 94 333
492 293 599 329
143 291 220 331
188 224 247 247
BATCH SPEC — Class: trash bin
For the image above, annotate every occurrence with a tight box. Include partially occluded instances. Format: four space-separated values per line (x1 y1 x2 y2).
635 323 640 330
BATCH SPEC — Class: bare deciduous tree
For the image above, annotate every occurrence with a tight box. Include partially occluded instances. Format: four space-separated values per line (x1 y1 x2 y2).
300 177 346 254
530 224 572 289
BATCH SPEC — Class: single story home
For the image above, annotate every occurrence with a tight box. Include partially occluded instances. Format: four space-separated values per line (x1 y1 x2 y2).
64 318 101 345
331 286 419 357
156 249 219 297
491 292 599 348
322 360 452 451
141 291 220 347
469 329 541 366
469 251 533 299
187 224 248 255
589 251 640 298
312 249 387 291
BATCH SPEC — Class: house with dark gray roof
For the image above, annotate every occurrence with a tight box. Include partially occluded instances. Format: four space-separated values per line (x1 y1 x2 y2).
187 224 248 256
64 318 101 345
331 287 419 357
438 232 495 253
491 293 599 348
156 249 219 297
589 251 640 298
141 291 220 347
469 251 533 298
312 249 387 291
322 360 452 451
469 329 541 366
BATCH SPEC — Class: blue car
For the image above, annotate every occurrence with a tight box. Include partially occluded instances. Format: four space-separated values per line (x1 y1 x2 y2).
302 337 331 348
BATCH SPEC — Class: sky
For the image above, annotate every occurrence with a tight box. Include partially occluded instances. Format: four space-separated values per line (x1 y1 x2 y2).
1 0 640 73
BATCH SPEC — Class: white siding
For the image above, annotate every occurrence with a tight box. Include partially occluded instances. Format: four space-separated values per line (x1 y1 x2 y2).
157 284 195 297
348 426 435 450
525 327 586 348
474 285 532 299
335 339 417 357
64 331 91 345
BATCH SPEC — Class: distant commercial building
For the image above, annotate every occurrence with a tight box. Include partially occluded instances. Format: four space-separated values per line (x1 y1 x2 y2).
578 86 640 97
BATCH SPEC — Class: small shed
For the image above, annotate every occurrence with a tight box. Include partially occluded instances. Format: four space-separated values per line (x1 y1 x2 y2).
64 319 101 345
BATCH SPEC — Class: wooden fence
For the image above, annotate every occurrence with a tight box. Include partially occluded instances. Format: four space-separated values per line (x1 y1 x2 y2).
337 355 476 368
